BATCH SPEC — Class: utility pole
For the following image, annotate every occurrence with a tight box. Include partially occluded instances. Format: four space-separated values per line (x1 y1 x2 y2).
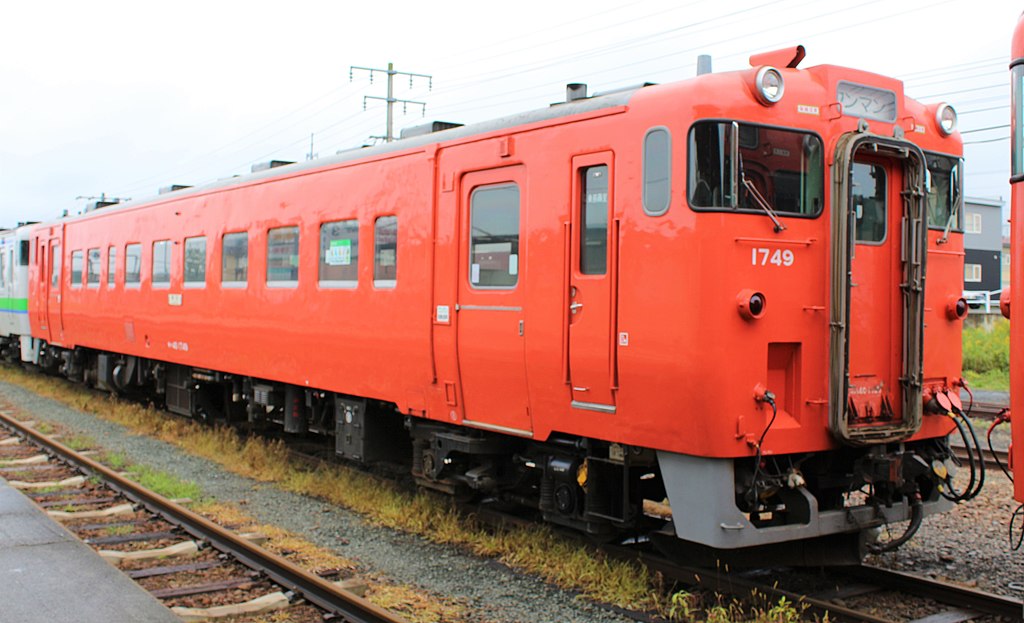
350 62 432 142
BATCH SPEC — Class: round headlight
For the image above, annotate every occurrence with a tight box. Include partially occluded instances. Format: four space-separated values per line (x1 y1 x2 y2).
935 103 957 136
755 66 785 105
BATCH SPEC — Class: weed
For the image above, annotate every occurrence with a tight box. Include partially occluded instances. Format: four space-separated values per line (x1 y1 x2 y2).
104 524 133 536
64 435 94 451
124 464 204 502
962 319 1009 390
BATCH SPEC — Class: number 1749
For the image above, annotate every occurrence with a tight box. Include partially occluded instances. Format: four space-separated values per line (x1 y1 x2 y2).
752 248 794 266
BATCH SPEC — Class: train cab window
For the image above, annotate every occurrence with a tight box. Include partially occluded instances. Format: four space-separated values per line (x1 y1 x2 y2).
925 154 962 231
70 250 83 288
469 185 519 288
852 163 886 243
107 246 116 286
86 248 100 287
319 220 358 287
125 243 142 286
374 216 398 288
267 226 299 286
152 240 171 287
688 121 823 217
580 166 608 275
642 127 671 216
222 232 248 287
184 236 206 287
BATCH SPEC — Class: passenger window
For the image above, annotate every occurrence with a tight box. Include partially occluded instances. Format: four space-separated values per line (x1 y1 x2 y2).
643 127 671 216
470 185 519 288
184 236 206 286
580 166 608 275
51 245 61 289
107 246 116 286
373 216 397 288
222 232 248 286
852 163 887 243
125 243 142 286
87 248 101 287
267 226 299 285
152 240 171 286
70 250 83 287
319 220 358 287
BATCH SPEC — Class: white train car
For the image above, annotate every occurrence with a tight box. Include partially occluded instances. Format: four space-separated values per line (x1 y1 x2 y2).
0 226 33 362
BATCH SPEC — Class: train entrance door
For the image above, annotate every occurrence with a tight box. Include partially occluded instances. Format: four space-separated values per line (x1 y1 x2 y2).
454 166 533 436
41 235 64 344
567 154 617 412
35 239 49 340
830 136 926 444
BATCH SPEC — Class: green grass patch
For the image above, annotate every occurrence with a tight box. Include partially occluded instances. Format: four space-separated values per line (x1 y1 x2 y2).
962 319 1009 391
123 464 204 501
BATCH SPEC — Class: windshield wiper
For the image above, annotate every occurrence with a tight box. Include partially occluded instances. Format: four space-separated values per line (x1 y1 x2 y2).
938 173 962 244
739 154 786 233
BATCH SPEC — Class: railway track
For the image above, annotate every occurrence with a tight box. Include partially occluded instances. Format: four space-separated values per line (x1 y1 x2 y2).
0 408 407 623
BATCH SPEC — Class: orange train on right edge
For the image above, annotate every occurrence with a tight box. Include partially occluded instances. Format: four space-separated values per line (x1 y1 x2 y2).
1007 15 1024 525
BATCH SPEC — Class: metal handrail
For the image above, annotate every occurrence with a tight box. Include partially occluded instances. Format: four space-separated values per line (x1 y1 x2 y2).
963 288 1004 313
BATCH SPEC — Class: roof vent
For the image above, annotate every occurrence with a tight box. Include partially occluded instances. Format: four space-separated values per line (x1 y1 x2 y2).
566 83 588 102
84 200 119 212
697 55 713 76
251 160 295 173
399 121 464 140
158 184 192 195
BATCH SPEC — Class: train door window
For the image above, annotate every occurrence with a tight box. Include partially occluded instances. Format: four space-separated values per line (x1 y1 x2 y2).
152 240 171 287
107 246 116 286
373 216 397 288
86 248 100 288
184 236 206 287
70 250 83 288
51 244 60 289
642 127 671 216
469 185 519 288
222 232 248 287
852 163 886 243
125 243 142 286
580 166 609 275
0 251 6 288
19 240 29 266
925 154 962 230
267 226 299 286
319 220 358 288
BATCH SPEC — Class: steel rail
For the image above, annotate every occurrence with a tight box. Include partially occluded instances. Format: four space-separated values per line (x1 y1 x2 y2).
845 564 1023 620
0 410 408 623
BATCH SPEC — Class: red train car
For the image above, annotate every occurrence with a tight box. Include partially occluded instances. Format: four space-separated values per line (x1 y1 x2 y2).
1010 15 1024 505
25 46 973 564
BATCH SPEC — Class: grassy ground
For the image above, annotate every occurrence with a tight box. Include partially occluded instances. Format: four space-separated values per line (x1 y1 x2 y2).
962 319 1010 391
0 366 809 622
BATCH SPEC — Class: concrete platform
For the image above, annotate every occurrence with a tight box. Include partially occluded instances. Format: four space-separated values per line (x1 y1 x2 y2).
0 477 178 622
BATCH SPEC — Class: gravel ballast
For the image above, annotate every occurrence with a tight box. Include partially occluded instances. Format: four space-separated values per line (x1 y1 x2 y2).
0 381 636 623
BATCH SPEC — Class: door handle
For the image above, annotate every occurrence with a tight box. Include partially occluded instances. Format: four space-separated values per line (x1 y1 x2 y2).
569 302 583 314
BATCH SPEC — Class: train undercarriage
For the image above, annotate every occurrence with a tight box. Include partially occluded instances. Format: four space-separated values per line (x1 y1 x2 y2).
22 341 964 567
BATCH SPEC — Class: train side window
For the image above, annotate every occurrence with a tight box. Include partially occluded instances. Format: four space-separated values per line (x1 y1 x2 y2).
852 163 887 243
184 236 207 287
374 216 397 288
51 244 61 289
580 165 609 275
222 232 248 287
319 220 358 288
469 185 519 288
70 250 83 288
86 248 101 288
152 240 171 287
267 226 299 286
642 127 671 216
125 243 142 286
107 246 116 286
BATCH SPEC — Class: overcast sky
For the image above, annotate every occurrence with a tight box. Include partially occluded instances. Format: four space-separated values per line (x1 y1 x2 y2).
0 0 1017 226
